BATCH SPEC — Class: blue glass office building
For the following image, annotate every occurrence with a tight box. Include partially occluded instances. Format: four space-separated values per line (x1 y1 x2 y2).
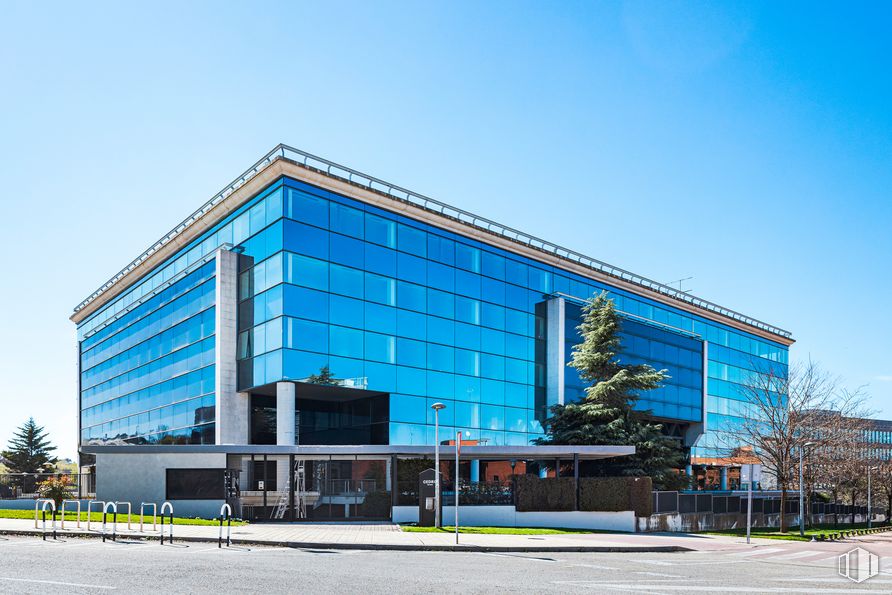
73 145 793 500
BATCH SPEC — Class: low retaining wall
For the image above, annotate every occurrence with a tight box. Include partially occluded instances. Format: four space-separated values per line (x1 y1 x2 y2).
638 511 869 532
394 505 635 532
0 499 93 511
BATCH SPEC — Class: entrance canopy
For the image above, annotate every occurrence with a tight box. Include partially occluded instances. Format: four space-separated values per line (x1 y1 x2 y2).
82 444 634 460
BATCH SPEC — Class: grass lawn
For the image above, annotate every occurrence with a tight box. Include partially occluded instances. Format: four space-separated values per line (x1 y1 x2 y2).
0 508 247 526
703 522 885 541
400 525 603 535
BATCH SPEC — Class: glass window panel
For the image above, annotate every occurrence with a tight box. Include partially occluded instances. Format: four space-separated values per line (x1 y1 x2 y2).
329 234 364 268
329 294 364 328
427 288 455 319
330 202 364 238
397 310 426 341
283 220 329 260
481 251 505 280
365 213 396 248
397 252 426 284
455 270 481 299
287 318 328 353
397 224 426 257
455 296 481 325
426 343 454 373
330 263 364 298
365 273 396 306
283 285 328 322
397 281 426 312
286 188 328 228
396 337 426 368
364 332 396 364
364 302 396 335
455 244 481 273
365 243 397 277
329 326 363 359
481 302 504 329
455 349 480 377
287 254 328 291
505 259 528 287
427 261 454 293
427 317 454 345
427 234 455 265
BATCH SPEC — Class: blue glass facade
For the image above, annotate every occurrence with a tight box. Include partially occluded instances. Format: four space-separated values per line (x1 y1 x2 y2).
75 156 790 461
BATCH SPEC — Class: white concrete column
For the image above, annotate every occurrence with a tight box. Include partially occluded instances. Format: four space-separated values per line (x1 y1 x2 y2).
276 381 296 445
215 248 250 445
545 296 566 407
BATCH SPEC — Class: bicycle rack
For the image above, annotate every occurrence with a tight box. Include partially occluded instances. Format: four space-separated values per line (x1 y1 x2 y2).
40 500 57 541
218 503 232 548
140 502 157 532
34 499 53 529
101 501 118 543
85 500 106 531
114 501 132 530
60 499 82 529
160 502 174 545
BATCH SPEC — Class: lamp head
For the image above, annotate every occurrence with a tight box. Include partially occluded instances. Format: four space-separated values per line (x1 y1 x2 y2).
431 402 446 411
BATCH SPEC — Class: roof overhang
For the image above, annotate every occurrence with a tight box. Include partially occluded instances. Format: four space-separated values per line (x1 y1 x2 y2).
80 444 635 460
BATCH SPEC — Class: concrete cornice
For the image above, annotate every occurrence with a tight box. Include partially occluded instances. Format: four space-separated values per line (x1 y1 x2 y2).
70 160 289 325
72 153 793 346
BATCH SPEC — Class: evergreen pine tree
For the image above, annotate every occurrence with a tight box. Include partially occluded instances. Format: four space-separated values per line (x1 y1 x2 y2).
306 365 337 385
1 418 58 473
535 292 689 489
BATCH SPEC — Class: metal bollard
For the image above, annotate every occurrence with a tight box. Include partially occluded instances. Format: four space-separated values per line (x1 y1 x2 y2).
40 500 57 541
102 502 118 543
160 502 174 545
218 503 232 548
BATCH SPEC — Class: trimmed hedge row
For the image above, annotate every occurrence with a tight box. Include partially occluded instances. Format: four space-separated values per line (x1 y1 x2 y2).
515 476 576 511
580 477 652 517
515 475 652 514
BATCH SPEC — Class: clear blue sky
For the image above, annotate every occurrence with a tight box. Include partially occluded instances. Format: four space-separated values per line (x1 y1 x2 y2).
1 1 890 459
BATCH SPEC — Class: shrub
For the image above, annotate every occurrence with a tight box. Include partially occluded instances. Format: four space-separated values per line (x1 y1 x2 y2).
37 475 73 508
515 476 576 511
578 477 652 516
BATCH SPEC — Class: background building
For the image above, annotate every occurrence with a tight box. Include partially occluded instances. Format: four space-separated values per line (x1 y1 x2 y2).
72 145 793 518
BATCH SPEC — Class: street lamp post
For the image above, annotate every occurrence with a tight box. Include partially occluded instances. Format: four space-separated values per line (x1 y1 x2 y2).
800 442 816 538
431 402 446 529
868 465 878 529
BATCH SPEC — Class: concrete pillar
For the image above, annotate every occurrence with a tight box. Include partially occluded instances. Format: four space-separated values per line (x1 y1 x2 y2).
720 467 729 491
277 382 296 445
545 297 566 408
215 248 250 445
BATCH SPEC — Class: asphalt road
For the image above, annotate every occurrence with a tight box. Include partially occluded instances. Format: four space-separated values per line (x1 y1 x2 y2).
0 534 890 594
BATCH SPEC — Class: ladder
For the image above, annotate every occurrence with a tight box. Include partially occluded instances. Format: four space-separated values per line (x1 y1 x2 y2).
271 460 306 520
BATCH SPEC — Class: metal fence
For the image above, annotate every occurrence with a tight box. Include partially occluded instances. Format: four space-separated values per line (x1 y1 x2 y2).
0 473 95 500
652 490 867 517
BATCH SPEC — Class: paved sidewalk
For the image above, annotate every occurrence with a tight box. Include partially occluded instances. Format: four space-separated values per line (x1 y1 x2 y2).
0 517 741 552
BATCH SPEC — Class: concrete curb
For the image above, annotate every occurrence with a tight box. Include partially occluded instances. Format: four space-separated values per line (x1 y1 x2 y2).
0 529 692 553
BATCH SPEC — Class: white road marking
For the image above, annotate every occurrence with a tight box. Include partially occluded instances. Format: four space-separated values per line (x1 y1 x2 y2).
730 547 786 557
773 550 824 560
634 571 682 578
636 559 675 566
0 576 115 590
554 582 884 593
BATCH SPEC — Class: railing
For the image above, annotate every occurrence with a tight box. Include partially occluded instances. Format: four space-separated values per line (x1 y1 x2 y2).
71 143 792 339
652 490 868 517
0 473 95 500
325 479 378 495
399 480 514 506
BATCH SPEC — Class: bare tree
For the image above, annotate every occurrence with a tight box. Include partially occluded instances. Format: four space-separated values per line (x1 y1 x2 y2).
722 360 866 533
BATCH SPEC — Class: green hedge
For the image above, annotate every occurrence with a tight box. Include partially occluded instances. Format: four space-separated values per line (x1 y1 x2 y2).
579 477 652 516
515 476 576 511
